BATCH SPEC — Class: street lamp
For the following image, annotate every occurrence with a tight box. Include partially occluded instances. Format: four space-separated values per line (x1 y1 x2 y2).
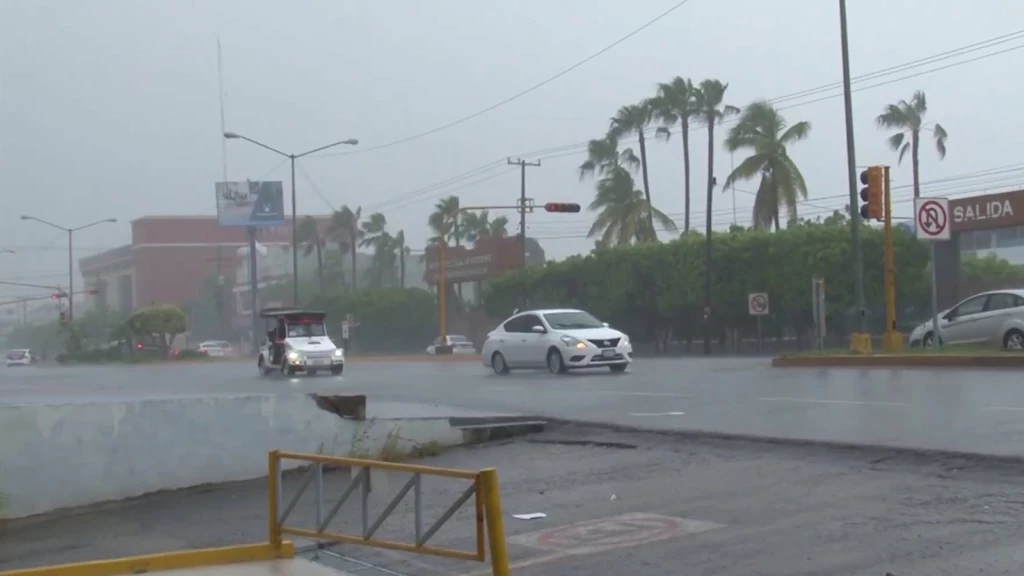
20 216 117 321
223 131 359 306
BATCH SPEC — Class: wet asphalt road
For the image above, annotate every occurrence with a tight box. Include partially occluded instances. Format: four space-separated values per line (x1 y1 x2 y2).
6 425 1024 576
4 358 1024 456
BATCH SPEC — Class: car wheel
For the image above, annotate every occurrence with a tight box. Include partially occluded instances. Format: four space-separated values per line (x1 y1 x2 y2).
608 363 627 373
491 352 510 375
258 356 270 377
308 369 319 376
547 348 567 374
1003 329 1024 350
331 365 344 376
922 332 936 348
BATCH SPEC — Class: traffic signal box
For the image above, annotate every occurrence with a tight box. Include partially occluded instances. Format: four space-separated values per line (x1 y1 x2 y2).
543 202 581 213
859 166 884 221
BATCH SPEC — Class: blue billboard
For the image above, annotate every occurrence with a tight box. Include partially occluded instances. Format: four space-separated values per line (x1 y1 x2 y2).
215 181 285 228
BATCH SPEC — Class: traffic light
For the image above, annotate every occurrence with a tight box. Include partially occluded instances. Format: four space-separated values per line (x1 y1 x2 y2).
544 202 581 213
86 289 98 295
859 166 884 221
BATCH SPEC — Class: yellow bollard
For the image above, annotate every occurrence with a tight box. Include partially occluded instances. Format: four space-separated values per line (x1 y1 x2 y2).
478 468 509 576
849 333 873 355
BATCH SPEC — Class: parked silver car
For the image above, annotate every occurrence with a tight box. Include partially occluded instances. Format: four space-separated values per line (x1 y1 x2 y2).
908 289 1024 349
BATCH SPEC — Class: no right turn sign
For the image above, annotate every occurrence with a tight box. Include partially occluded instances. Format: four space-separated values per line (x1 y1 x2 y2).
748 293 769 316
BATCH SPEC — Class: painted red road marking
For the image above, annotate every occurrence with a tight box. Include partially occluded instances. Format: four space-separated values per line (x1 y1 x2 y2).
510 512 725 555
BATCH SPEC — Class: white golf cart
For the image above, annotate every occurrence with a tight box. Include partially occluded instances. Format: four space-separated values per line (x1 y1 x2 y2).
257 308 344 377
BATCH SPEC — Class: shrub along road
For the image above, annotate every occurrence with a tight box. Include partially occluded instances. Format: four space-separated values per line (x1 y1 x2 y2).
4 357 1024 457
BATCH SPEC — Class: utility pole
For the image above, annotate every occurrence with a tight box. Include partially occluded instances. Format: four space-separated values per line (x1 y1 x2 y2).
507 158 541 268
838 0 866 331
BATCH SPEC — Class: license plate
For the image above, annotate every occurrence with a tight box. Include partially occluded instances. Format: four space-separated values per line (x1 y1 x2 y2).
601 349 616 358
311 359 329 366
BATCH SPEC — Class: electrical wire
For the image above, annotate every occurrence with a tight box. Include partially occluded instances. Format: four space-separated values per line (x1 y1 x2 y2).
311 0 697 158
356 29 1024 212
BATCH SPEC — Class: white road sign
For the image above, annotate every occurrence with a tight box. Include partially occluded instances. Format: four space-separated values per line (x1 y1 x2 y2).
748 293 770 316
915 197 951 241
341 321 350 339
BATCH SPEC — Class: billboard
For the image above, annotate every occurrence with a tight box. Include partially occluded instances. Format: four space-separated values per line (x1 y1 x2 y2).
215 181 285 227
423 236 525 285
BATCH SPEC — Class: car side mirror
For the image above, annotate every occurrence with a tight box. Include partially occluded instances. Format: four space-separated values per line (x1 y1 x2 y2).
601 322 609 327
531 325 546 334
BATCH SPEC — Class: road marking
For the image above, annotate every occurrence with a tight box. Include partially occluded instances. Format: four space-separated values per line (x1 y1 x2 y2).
629 411 685 416
511 512 723 555
758 397 910 407
983 406 1024 412
596 391 693 398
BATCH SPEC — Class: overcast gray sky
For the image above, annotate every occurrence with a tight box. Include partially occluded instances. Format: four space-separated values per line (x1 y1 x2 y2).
2 0 1022 294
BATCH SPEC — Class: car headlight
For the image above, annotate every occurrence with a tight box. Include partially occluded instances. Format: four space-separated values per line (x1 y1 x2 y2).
333 348 344 357
620 336 630 347
560 335 586 350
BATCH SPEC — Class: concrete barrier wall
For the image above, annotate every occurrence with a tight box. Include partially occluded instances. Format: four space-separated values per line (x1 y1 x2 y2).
0 394 464 519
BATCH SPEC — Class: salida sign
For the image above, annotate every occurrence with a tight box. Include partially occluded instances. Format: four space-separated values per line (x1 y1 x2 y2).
950 191 1023 232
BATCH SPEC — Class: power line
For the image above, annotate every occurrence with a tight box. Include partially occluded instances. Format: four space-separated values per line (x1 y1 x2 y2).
359 29 1024 213
310 0 697 158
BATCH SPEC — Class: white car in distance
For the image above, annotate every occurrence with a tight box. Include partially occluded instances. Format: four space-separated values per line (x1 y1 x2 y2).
427 335 476 355
908 289 1024 349
5 349 33 367
481 308 632 374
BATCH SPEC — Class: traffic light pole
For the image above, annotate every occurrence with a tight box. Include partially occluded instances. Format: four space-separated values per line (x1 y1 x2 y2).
881 166 903 353
435 202 578 355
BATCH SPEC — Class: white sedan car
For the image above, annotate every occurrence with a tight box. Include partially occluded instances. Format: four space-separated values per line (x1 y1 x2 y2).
5 349 33 367
481 308 632 374
908 289 1024 349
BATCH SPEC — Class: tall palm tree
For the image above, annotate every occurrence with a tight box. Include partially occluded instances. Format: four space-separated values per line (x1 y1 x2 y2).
876 90 948 198
327 205 363 291
723 101 812 230
587 166 676 246
428 195 464 297
461 211 510 244
693 78 739 356
577 135 639 181
394 230 409 289
296 215 325 294
608 102 656 236
360 212 394 287
650 76 700 233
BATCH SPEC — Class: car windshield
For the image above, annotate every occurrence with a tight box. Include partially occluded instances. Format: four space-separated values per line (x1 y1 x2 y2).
287 323 326 338
6 350 27 359
544 311 604 329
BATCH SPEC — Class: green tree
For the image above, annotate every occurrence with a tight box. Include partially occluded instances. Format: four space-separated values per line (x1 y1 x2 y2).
608 102 656 236
427 195 463 246
360 212 398 287
327 205 363 291
308 288 437 354
723 101 812 230
394 230 409 289
297 215 326 294
577 135 639 181
651 76 699 233
128 304 187 358
462 210 509 244
694 79 739 238
587 166 676 245
960 253 1024 284
876 90 948 198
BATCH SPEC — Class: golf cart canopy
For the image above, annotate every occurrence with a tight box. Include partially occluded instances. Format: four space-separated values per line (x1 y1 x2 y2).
259 308 326 323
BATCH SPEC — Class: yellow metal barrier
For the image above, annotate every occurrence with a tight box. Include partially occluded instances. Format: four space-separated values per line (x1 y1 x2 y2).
269 450 509 576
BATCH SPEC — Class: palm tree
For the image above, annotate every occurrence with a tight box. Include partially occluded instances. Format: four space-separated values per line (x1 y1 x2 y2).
693 78 738 356
394 230 409 288
428 195 464 297
723 101 812 230
650 77 699 233
587 166 676 246
462 211 510 244
876 90 948 198
360 212 394 287
296 215 326 294
577 135 639 181
608 102 656 236
327 205 363 291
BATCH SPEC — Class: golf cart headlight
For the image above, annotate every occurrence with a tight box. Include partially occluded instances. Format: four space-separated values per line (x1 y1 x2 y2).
287 351 300 361
333 348 344 357
561 335 586 350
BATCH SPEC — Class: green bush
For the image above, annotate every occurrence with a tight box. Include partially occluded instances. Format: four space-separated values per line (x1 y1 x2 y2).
307 288 437 354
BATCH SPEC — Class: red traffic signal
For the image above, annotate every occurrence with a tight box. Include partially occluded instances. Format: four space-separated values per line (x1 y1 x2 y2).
544 202 581 213
858 166 883 221
85 289 98 295
51 293 58 300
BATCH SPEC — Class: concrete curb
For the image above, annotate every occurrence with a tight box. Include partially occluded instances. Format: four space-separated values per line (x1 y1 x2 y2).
541 418 1024 469
771 353 1024 368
